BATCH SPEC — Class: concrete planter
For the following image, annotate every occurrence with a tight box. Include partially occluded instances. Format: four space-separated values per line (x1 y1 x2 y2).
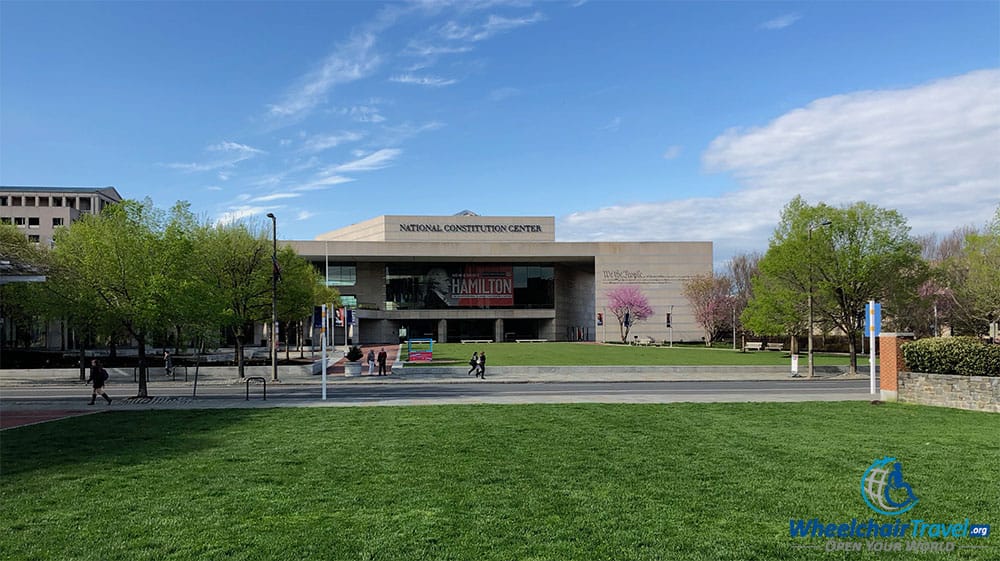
344 362 363 377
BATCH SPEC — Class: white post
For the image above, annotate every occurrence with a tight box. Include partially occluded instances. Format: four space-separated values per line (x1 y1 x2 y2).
321 304 327 400
869 300 877 394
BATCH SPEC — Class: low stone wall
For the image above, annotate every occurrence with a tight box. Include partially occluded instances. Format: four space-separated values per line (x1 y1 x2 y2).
898 371 999 413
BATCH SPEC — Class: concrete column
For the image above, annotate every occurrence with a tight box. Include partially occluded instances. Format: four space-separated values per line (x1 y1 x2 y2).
494 319 504 343
437 319 447 343
878 332 914 402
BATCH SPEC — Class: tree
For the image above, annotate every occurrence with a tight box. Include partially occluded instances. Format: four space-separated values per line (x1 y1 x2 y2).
726 252 760 346
605 285 653 343
963 206 1000 329
746 197 926 374
682 274 733 346
194 221 272 378
275 245 339 359
48 199 176 397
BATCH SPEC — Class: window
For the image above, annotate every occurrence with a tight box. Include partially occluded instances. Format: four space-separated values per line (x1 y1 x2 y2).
0 196 7 206
14 217 25 226
27 235 40 243
65 197 76 209
0 217 10 224
326 264 357 286
52 197 62 207
39 197 49 207
53 217 64 227
25 197 35 207
28 217 40 228
11 197 22 206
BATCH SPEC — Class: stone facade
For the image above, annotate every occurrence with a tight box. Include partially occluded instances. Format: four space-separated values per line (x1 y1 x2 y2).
879 332 999 413
897 372 1000 413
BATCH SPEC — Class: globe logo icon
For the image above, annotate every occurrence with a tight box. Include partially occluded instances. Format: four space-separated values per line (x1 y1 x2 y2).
861 457 918 516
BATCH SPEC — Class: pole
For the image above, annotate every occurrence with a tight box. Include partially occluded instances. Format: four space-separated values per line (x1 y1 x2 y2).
321 304 327 400
732 305 736 351
869 300 877 394
669 304 674 348
266 213 278 382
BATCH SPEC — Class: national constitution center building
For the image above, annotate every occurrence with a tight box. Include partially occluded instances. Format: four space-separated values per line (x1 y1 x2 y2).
287 213 712 344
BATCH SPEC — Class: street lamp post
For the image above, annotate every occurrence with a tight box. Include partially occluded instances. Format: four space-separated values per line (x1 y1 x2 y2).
807 220 832 378
266 212 278 382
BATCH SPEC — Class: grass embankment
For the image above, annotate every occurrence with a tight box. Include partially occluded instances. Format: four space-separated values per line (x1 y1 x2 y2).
404 341 869 366
2 403 995 560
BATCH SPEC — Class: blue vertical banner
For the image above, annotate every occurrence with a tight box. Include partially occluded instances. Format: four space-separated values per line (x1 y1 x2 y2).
313 306 323 328
864 302 882 337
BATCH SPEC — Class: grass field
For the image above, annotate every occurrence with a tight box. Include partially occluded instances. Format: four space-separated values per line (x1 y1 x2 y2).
403 341 870 366
2 403 995 561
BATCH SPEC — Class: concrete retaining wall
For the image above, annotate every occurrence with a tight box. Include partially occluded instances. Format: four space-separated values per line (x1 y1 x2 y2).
898 372 1000 413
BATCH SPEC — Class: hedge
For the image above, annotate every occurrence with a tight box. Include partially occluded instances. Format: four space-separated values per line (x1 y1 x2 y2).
901 337 1000 377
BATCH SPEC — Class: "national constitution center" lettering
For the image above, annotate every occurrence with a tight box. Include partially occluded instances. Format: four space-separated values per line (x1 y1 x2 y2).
399 223 543 233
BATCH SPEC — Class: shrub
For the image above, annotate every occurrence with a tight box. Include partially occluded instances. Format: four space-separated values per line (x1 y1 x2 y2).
902 337 999 377
345 345 364 362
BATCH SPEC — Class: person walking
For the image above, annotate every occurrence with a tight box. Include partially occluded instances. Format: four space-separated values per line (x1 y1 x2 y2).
377 348 388 376
366 349 376 376
163 350 173 377
477 351 487 379
88 359 112 405
468 351 479 375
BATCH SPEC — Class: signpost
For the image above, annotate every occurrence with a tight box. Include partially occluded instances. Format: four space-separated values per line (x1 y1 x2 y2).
320 304 327 400
867 300 881 394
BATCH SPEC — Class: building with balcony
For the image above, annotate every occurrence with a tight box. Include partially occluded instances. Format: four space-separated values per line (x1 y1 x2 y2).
0 186 122 247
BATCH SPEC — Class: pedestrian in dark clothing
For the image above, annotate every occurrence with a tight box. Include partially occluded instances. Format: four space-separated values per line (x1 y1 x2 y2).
88 359 112 405
367 349 376 376
477 352 487 379
468 352 479 375
164 350 173 376
377 348 388 376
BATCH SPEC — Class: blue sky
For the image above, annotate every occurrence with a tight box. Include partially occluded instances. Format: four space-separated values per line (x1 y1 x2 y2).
2 1 998 264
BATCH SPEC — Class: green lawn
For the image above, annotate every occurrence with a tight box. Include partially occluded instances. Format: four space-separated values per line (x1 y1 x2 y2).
2 403 995 561
404 341 870 366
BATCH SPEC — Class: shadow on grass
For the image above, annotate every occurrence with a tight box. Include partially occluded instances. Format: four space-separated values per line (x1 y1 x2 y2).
0 409 265 478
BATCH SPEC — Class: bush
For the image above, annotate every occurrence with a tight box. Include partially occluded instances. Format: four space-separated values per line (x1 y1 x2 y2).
345 345 364 362
902 337 1000 377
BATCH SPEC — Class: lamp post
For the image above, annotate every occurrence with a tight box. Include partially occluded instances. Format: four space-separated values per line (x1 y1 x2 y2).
807 220 832 378
266 212 278 382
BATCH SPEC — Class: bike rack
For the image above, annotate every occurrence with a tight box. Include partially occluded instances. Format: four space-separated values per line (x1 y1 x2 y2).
245 376 267 401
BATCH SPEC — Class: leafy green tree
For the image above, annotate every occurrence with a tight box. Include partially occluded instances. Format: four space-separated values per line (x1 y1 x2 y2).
275 246 339 359
746 197 926 374
194 222 272 378
48 199 175 396
963 206 1000 328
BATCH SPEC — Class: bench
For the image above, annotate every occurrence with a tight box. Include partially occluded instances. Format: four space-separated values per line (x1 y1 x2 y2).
766 343 785 352
744 342 763 351
515 339 548 343
633 336 655 346
460 339 493 344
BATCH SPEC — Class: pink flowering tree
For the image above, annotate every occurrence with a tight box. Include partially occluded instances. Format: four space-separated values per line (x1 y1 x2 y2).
606 285 654 343
682 274 733 346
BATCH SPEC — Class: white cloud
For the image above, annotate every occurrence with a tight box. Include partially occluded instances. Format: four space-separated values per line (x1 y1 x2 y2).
164 141 264 173
302 131 366 153
662 145 682 160
214 206 268 227
252 193 301 203
291 175 355 192
760 13 801 30
403 42 474 58
600 116 622 131
489 87 521 101
377 121 445 146
206 186 223 191
331 148 402 173
296 210 317 221
438 11 545 42
267 33 381 121
390 73 458 86
560 69 1000 264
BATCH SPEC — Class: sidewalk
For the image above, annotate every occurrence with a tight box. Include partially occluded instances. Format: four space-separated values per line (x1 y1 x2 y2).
0 363 868 387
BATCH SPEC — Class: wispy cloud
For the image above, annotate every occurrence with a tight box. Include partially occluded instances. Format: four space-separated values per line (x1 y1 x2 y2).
291 175 355 192
266 33 381 121
302 131 366 153
251 193 301 203
489 87 521 101
437 11 545 42
329 105 387 123
560 69 1000 263
662 145 682 160
390 73 458 86
600 117 622 132
165 141 264 173
215 206 269 227
377 121 445 146
403 42 474 58
331 148 402 173
760 13 801 30
296 210 317 221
